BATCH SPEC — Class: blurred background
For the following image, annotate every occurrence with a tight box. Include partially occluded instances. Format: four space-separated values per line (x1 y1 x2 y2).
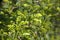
0 0 60 40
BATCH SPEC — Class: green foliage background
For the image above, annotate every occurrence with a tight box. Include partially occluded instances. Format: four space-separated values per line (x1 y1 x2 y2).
0 0 60 40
